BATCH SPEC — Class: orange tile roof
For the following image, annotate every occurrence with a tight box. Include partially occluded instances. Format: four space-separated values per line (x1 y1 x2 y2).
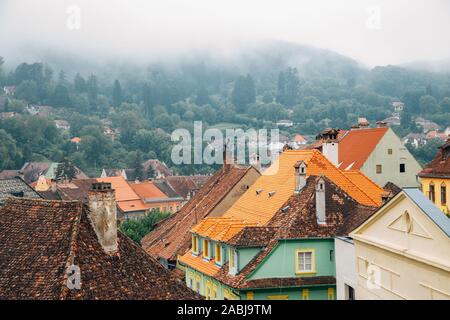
191 149 382 241
338 127 388 170
342 170 383 206
191 217 257 242
178 251 220 277
70 137 81 144
117 199 148 212
97 176 140 202
129 181 168 199
97 176 148 212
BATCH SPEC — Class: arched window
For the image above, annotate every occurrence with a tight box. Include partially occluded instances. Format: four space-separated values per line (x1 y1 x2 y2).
441 182 447 205
429 182 435 203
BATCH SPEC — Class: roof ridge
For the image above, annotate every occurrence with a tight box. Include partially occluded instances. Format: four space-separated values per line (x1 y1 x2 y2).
59 202 83 299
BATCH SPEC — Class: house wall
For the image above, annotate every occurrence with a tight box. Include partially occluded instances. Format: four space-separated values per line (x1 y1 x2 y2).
354 241 450 300
248 239 336 280
335 237 357 300
352 193 450 300
240 286 333 300
419 176 450 214
238 247 262 271
361 128 422 188
209 167 261 217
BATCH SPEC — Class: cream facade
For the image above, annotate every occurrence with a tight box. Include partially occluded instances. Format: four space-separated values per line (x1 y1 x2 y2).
351 189 450 300
360 128 422 188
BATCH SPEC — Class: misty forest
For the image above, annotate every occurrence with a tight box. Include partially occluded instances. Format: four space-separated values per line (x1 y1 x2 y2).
1 42 450 176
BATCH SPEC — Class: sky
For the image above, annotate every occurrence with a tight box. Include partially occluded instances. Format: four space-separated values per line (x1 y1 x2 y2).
0 0 449 67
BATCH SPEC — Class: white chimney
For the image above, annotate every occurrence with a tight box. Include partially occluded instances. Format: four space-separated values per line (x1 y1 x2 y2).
88 182 118 253
319 129 339 166
316 178 326 224
294 161 307 193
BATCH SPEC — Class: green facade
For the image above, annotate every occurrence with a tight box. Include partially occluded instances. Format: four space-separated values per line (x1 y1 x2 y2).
184 235 336 300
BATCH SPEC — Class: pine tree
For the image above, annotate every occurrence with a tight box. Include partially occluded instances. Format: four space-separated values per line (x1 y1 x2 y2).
133 151 145 181
113 79 122 107
74 73 86 92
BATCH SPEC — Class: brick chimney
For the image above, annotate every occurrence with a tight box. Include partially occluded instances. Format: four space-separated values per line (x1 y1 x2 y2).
315 178 326 224
222 141 234 172
294 161 307 193
88 182 118 253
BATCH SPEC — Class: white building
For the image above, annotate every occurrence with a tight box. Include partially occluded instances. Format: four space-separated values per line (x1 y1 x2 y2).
335 237 357 300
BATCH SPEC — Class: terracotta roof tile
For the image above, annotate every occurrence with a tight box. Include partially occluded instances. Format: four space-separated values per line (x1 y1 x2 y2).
338 127 388 170
141 166 254 262
418 140 450 178
0 197 200 300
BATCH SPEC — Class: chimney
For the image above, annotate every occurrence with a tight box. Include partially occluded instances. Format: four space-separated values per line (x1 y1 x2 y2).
294 161 307 193
358 117 369 128
315 178 326 224
250 153 261 171
320 129 339 166
88 182 118 253
223 141 234 172
51 179 57 193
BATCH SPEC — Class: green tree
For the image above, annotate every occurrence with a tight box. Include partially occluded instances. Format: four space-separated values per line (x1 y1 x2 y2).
15 80 39 103
231 74 256 112
419 95 439 114
132 151 145 181
87 74 98 101
119 209 170 243
55 157 78 182
112 79 122 107
0 129 21 170
52 84 71 107
74 73 86 92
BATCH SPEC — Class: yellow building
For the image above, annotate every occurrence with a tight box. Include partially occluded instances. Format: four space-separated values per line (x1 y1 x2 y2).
351 188 450 300
418 139 450 214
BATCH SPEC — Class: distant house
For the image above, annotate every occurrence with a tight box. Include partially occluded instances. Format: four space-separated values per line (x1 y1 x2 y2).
358 117 369 127
165 175 210 202
70 137 81 150
54 119 70 131
415 117 440 133
103 126 117 141
0 96 7 110
312 122 422 188
0 188 200 300
101 159 174 181
403 133 427 148
276 119 293 127
0 111 16 120
3 86 15 96
382 116 401 126
426 130 447 141
0 162 88 184
392 101 404 112
0 177 42 206
26 105 53 117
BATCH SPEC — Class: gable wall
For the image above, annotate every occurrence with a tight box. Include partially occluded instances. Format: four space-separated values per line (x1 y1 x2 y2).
361 128 422 187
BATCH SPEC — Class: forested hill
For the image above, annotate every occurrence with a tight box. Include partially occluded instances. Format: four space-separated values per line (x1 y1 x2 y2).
1 41 450 176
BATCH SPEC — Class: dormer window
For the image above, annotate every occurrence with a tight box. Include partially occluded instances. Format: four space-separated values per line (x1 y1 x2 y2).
203 239 210 259
192 235 199 255
215 243 222 265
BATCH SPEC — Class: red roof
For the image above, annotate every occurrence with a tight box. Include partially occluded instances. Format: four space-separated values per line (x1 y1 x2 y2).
338 127 388 170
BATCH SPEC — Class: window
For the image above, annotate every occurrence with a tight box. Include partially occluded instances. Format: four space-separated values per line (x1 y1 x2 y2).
429 183 435 203
400 163 405 173
296 250 315 274
229 247 237 270
388 148 393 155
345 284 355 300
441 183 447 205
329 249 334 261
192 236 198 254
215 243 222 264
327 288 335 300
195 275 201 293
302 289 310 300
203 240 210 258
376 165 382 174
